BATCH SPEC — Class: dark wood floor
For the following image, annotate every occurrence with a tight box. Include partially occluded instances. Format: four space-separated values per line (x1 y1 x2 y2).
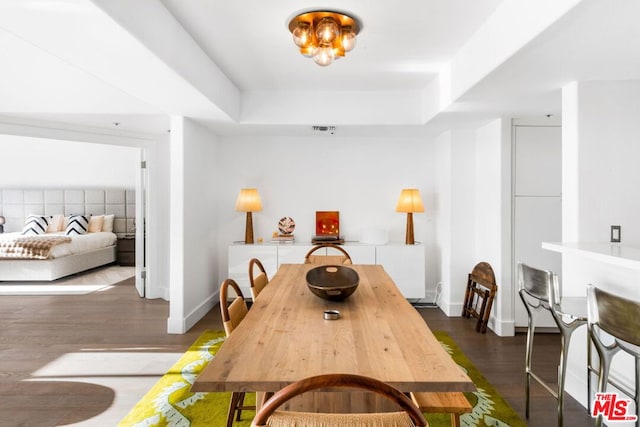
419 308 594 427
0 276 594 426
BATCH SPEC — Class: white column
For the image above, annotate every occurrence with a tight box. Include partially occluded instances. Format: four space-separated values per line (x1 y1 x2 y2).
560 80 640 415
167 116 220 334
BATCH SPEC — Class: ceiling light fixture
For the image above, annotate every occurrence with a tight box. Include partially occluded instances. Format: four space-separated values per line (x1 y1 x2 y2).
288 10 361 67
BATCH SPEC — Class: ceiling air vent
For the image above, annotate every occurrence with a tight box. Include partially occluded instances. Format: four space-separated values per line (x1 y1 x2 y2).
312 125 336 135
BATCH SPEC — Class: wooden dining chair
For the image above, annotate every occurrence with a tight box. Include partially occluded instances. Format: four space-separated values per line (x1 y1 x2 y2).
304 244 352 265
461 261 497 333
252 373 427 427
220 278 255 427
248 258 269 300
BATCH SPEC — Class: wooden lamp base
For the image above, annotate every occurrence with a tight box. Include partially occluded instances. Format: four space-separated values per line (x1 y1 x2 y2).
405 212 415 245
244 212 254 244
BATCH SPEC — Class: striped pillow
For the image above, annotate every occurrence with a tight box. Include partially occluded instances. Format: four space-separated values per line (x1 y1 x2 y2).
65 214 90 235
21 215 50 236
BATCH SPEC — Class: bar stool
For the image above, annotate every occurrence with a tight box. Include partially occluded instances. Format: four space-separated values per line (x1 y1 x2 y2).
518 262 587 427
587 284 640 427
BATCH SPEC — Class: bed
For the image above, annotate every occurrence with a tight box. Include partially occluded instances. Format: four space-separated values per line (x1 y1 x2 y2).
0 231 118 281
0 188 135 282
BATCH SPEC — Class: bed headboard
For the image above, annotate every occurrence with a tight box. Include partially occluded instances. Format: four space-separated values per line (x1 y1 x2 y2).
0 188 135 235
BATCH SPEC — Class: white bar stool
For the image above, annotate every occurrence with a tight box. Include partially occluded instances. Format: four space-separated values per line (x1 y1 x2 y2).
587 284 640 427
518 262 588 427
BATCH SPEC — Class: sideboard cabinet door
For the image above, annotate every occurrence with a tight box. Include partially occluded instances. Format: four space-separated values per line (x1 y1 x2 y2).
228 243 423 300
375 244 425 299
336 244 376 264
276 244 314 267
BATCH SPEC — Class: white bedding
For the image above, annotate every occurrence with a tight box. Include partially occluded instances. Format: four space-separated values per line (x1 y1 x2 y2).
0 232 117 259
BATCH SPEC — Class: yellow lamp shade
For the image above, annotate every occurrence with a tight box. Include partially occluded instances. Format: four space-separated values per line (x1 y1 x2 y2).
395 189 425 213
235 188 262 212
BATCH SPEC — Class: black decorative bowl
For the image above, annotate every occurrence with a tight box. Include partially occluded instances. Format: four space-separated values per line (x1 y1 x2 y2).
306 265 359 301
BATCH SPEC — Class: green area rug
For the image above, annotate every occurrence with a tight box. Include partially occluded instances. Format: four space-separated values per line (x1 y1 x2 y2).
431 332 525 427
119 330 524 427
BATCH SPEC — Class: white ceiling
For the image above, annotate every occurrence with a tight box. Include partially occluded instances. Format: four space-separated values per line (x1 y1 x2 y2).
158 0 502 91
0 0 638 138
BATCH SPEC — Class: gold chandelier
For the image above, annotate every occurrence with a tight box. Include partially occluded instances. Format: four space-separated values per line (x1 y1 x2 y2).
288 10 361 67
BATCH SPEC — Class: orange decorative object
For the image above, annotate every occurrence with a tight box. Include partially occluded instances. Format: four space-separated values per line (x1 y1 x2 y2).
315 211 339 236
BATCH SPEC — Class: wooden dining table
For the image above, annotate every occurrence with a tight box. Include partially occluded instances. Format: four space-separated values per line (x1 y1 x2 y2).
192 263 474 410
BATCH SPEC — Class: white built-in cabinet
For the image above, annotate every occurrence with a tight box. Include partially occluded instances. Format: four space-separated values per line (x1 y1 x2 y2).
513 122 562 328
375 244 425 299
228 243 425 300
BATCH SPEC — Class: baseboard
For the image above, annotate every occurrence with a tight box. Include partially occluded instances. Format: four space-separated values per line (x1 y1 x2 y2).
145 283 169 300
438 301 464 317
167 316 185 334
491 318 515 337
167 291 219 334
185 291 218 331
515 326 559 334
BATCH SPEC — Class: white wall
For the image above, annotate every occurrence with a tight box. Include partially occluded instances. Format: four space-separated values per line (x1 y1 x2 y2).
214 135 437 300
0 134 137 187
433 119 513 336
564 80 640 246
168 117 219 334
242 90 423 125
434 130 477 316
434 132 452 302
475 118 513 336
561 80 640 414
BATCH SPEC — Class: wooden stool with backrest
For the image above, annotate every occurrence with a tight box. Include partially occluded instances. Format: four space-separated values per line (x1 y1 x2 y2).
304 244 352 265
252 373 427 427
220 278 255 427
461 261 497 333
248 258 269 300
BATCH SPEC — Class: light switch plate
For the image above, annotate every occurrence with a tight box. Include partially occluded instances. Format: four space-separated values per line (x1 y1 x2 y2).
611 225 621 243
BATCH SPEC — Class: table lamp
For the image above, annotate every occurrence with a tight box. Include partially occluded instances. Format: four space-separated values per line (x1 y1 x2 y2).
235 188 262 244
396 189 424 245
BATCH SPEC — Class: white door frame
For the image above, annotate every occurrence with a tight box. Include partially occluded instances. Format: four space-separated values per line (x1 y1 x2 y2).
134 147 147 297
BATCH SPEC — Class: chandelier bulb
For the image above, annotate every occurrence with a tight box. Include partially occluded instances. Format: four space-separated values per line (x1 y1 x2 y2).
315 17 339 45
341 26 357 52
313 46 335 66
292 21 312 48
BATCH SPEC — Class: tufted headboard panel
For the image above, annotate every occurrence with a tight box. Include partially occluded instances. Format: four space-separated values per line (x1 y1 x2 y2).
0 188 135 235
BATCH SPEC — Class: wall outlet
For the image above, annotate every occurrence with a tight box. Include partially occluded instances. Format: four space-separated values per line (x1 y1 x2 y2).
610 225 621 243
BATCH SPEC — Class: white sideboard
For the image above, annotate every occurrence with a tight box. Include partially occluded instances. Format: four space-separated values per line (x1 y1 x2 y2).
228 242 425 300
375 244 425 299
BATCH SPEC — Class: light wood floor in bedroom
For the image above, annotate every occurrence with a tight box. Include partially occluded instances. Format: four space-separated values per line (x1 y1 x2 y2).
0 268 594 426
